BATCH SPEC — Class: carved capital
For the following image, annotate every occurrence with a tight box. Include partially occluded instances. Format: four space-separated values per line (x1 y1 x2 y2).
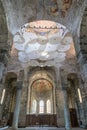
17 70 24 81
60 68 68 84
62 83 68 91
16 81 23 89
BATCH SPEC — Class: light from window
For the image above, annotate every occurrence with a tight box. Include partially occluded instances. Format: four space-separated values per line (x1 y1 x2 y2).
78 88 82 103
32 99 37 113
0 89 5 104
39 100 44 113
47 100 51 113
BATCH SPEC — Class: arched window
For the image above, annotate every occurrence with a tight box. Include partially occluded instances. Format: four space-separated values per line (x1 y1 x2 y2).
32 99 37 113
47 100 51 113
0 89 5 104
39 100 44 113
78 88 82 103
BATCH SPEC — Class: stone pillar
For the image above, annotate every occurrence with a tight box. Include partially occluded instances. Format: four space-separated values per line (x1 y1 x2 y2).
63 85 71 130
12 81 22 130
0 63 4 82
60 68 71 129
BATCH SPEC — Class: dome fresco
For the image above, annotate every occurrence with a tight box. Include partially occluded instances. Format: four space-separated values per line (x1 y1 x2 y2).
32 79 52 92
13 20 73 67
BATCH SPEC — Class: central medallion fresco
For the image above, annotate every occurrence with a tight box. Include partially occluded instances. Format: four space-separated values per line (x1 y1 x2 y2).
13 20 73 67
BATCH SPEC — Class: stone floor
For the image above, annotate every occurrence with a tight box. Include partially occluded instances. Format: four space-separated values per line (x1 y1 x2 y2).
2 127 87 130
19 127 87 130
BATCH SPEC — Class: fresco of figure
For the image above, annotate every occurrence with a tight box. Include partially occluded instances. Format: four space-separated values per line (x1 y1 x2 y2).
62 0 72 17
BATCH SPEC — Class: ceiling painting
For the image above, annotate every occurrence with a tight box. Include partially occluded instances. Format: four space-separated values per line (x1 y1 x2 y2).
12 20 73 67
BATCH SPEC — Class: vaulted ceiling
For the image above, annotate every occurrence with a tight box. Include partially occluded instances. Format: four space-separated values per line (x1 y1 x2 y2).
0 0 87 74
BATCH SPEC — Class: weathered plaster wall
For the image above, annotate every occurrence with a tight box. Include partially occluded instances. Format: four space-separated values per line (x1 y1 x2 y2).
1 0 87 36
0 1 8 64
79 7 87 82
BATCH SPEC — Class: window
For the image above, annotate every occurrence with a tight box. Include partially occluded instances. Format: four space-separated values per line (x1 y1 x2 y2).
32 99 37 113
39 100 44 113
78 88 82 103
0 89 5 104
47 100 51 113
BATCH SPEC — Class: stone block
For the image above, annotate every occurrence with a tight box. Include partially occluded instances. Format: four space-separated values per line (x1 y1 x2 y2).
82 64 87 78
0 7 4 15
0 34 8 43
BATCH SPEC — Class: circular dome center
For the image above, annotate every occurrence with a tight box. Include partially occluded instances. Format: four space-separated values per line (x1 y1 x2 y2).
25 20 58 33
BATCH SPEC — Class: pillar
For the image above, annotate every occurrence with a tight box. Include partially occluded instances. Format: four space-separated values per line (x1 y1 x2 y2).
63 85 71 130
12 81 22 130
0 63 4 81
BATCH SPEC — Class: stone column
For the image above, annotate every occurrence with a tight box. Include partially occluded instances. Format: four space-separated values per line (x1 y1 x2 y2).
0 63 4 82
63 85 71 130
12 81 22 130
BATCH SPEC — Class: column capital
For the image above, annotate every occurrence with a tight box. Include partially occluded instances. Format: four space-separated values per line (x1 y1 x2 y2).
62 85 68 91
17 70 24 81
60 68 68 84
16 81 23 89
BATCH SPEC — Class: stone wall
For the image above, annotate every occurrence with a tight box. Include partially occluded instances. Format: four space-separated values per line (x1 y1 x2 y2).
0 0 8 65
0 3 9 114
79 7 87 79
77 8 87 128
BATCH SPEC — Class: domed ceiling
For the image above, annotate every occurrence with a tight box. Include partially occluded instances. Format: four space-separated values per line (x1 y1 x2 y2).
13 20 73 67
32 79 52 92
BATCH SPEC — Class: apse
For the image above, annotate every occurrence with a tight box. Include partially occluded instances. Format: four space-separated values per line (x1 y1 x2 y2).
13 20 73 67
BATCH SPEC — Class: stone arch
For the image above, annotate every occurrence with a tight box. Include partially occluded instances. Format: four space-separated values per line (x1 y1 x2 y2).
29 67 56 88
67 73 84 127
28 71 55 113
5 72 17 88
26 68 57 117
26 69 57 126
67 73 78 81
0 72 17 126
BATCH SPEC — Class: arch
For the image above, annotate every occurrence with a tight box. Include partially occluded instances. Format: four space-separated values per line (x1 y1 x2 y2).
27 69 56 115
5 72 17 80
29 70 54 86
67 73 78 80
31 78 53 93
0 72 17 126
5 72 17 88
